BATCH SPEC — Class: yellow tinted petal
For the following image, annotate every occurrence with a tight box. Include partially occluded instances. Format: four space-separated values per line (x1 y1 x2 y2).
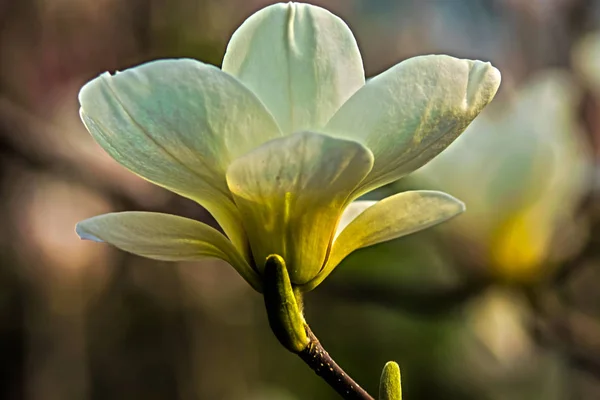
333 200 376 240
303 191 464 290
226 132 373 284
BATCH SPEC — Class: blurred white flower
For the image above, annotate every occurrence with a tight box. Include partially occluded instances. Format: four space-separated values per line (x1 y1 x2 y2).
411 71 591 282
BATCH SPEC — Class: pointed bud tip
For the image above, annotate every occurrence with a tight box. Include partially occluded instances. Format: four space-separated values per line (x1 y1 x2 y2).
265 253 286 269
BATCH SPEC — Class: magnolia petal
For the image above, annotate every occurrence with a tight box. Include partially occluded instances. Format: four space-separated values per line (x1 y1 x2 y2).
79 58 281 253
222 2 364 134
333 200 376 240
76 212 261 291
226 131 374 285
302 191 465 291
325 55 501 196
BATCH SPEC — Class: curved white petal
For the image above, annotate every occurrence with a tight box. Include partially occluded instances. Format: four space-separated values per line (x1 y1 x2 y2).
226 132 373 285
303 191 465 290
222 2 365 134
325 55 501 196
76 212 261 291
79 58 281 253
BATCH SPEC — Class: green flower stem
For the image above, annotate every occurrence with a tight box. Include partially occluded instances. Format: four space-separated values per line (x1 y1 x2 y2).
263 254 373 399
298 324 374 400
263 255 309 353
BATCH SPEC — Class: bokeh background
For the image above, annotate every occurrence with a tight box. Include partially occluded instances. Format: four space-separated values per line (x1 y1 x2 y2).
2 0 600 399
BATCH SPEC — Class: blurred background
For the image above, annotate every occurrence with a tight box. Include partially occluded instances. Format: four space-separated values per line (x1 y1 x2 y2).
1 0 600 399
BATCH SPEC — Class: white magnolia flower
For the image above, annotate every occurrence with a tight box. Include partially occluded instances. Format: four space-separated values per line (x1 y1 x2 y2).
76 2 501 292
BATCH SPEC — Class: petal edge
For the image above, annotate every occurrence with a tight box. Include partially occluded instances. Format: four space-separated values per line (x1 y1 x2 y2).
76 212 261 291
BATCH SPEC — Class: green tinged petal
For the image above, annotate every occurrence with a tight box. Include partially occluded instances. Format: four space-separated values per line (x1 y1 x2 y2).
325 55 501 196
79 59 281 254
222 2 365 134
303 191 464 291
226 132 374 285
76 212 261 291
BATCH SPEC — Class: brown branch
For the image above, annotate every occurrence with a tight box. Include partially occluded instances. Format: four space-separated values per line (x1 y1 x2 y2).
298 325 374 400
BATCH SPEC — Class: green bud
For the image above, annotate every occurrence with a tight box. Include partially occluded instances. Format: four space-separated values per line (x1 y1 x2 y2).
263 254 309 353
379 361 402 400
